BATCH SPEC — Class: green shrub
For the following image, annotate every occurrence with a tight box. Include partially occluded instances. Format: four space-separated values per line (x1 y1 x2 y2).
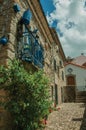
0 59 51 130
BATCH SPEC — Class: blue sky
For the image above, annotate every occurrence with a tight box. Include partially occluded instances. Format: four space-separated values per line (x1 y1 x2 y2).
41 0 55 14
40 0 86 58
40 0 59 28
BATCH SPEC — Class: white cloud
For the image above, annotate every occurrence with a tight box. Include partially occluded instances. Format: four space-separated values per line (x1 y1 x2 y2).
46 12 54 26
47 0 86 57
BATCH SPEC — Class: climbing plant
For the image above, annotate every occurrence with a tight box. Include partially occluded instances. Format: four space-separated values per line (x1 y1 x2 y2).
0 59 51 130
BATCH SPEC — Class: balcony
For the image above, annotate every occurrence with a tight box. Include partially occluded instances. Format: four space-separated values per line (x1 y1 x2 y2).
17 26 44 68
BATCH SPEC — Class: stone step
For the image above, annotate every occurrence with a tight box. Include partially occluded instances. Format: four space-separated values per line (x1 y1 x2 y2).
76 91 86 95
76 97 86 103
76 100 86 103
76 99 86 102
76 96 86 98
76 97 86 100
76 95 86 97
76 91 86 103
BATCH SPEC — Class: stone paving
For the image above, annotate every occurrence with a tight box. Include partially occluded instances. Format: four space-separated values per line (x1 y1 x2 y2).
44 103 86 130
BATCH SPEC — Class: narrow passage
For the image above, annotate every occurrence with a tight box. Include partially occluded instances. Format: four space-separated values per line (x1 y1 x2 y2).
45 103 86 130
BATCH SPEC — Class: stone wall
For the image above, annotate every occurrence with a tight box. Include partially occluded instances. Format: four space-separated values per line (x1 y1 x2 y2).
49 29 66 105
0 88 12 130
0 0 52 66
0 0 53 129
0 1 15 129
0 0 66 129
0 0 14 66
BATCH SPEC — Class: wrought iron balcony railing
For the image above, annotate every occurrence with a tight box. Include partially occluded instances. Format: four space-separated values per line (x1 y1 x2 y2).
17 26 44 68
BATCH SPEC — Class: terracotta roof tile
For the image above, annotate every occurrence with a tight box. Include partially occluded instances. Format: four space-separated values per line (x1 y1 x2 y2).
71 55 86 66
65 62 86 69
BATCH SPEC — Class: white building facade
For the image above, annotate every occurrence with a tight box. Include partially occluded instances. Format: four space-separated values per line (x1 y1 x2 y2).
65 63 86 91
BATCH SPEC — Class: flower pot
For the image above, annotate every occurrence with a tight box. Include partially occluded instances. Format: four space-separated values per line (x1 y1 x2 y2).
49 108 53 113
0 36 8 45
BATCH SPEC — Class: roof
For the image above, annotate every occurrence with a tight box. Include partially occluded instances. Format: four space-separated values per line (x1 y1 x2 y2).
71 55 86 66
65 55 86 69
65 62 86 69
50 28 66 61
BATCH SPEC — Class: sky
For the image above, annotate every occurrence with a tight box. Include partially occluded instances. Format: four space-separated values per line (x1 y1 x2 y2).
40 0 86 58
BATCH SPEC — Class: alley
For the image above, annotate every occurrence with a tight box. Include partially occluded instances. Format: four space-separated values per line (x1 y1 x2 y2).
45 103 86 130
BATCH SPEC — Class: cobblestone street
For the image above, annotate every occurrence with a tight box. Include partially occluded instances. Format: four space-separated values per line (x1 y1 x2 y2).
45 103 86 130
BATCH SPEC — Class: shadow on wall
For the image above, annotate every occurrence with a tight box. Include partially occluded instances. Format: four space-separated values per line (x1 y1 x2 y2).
62 86 76 103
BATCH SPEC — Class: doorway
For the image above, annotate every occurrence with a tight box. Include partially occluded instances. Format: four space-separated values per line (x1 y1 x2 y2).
55 84 58 104
67 75 76 86
66 75 76 102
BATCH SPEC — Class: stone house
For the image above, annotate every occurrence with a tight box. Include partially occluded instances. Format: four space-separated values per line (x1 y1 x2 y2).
50 28 66 104
0 0 66 129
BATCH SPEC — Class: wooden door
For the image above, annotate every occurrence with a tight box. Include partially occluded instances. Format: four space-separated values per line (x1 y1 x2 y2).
66 75 76 102
67 75 76 86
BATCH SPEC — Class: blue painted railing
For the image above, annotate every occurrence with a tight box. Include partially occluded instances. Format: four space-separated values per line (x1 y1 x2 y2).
19 28 44 68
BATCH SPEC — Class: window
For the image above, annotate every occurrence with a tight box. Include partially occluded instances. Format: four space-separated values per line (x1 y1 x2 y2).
17 22 44 68
59 60 63 68
54 59 57 71
57 66 60 77
67 68 73 73
62 71 64 81
51 86 54 101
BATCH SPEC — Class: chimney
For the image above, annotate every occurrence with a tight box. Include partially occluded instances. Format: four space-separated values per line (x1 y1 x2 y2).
81 53 84 56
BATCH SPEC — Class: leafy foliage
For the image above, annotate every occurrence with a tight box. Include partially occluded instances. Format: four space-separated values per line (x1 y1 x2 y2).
0 59 51 130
